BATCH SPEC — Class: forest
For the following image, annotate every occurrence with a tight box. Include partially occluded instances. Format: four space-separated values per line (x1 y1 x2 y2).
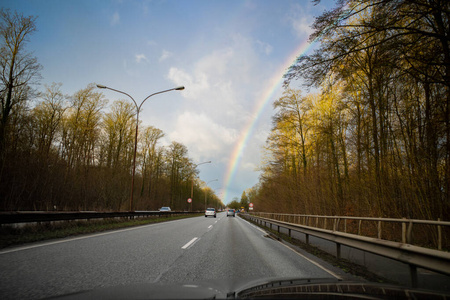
250 0 450 220
0 10 222 212
2 0 449 220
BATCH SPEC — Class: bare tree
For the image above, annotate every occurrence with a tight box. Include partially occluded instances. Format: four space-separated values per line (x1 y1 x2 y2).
0 9 41 155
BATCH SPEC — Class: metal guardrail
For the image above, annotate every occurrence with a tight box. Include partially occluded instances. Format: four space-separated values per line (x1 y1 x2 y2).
249 212 450 250
242 213 450 287
0 211 200 225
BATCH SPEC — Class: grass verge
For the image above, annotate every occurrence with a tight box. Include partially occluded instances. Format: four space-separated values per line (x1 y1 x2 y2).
0 214 203 249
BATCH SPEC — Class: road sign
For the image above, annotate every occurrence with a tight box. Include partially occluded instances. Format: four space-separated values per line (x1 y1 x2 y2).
187 198 192 203
249 203 254 208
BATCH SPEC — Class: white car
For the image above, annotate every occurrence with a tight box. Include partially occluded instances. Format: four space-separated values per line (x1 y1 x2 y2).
159 207 171 212
205 208 216 218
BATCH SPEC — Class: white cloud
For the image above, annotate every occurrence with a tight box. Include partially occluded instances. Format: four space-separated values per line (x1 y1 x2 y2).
287 4 314 38
242 162 257 171
166 33 280 200
170 111 237 161
256 40 273 55
135 54 149 63
159 50 173 62
110 12 120 26
167 34 266 124
168 67 209 100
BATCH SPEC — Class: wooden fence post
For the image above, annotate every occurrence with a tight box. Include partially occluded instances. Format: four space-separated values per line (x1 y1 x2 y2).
438 218 442 250
358 220 362 236
402 218 406 243
378 220 382 239
407 222 413 244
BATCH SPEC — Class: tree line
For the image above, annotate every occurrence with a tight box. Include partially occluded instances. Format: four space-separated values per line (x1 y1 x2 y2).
249 0 449 220
0 9 222 211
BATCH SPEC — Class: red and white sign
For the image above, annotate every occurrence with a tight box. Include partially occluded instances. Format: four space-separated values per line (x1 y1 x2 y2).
249 203 254 208
187 198 192 203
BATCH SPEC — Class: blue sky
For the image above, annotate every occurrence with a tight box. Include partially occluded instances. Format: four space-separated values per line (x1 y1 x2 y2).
2 0 334 204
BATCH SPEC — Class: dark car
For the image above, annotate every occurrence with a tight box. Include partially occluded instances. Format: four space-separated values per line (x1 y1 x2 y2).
226 209 235 217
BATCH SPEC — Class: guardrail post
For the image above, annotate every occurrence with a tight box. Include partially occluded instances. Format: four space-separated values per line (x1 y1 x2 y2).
288 228 291 237
305 234 309 245
336 243 341 259
410 265 418 288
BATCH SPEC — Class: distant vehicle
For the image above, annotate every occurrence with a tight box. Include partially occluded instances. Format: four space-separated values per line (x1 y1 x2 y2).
159 207 171 212
205 208 216 218
227 209 235 217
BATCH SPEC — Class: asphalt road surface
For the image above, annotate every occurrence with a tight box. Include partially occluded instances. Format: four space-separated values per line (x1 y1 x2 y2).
0 213 345 299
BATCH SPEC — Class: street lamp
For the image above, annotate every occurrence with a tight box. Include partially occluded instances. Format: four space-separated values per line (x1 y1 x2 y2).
190 161 211 211
205 179 218 210
97 84 184 211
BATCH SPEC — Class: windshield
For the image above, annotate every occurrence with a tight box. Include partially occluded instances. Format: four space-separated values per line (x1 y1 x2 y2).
0 0 449 299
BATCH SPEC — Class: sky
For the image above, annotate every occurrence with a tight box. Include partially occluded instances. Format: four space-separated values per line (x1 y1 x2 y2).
1 0 334 205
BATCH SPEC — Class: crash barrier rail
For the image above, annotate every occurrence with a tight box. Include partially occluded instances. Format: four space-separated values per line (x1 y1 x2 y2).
242 213 450 287
0 211 200 225
248 212 449 250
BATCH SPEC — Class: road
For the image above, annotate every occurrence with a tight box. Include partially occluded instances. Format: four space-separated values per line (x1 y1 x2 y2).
0 213 345 299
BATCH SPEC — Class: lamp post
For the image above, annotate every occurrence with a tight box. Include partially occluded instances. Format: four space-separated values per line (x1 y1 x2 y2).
205 179 218 210
96 84 184 211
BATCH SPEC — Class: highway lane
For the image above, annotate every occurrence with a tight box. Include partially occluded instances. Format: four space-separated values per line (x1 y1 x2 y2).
0 213 344 299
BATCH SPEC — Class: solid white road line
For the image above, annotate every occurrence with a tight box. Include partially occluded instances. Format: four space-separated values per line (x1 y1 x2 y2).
238 215 268 235
181 237 198 249
238 216 342 280
0 218 190 255
275 238 343 280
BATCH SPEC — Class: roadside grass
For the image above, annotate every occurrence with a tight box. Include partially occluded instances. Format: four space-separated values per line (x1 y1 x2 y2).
0 214 203 249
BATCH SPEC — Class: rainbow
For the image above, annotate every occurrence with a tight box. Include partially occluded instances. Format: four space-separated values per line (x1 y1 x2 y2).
221 39 317 204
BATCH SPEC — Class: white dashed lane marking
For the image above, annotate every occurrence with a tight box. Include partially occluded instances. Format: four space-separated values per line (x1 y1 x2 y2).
181 237 198 249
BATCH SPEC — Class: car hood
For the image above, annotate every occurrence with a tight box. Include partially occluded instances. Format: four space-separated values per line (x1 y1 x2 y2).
47 276 450 299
